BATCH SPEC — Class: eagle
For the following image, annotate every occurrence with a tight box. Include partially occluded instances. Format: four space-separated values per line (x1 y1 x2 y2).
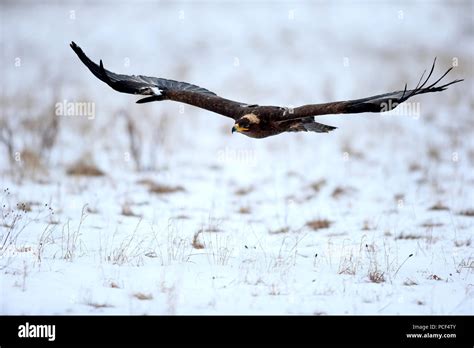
70 42 462 139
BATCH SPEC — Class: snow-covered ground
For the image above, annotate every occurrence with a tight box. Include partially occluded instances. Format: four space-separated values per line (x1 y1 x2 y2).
0 1 473 314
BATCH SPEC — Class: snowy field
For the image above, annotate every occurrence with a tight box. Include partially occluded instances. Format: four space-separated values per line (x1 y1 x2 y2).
0 0 473 314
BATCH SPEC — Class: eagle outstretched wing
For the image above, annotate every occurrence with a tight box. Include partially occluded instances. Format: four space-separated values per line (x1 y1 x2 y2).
71 42 462 138
281 58 463 120
70 41 249 119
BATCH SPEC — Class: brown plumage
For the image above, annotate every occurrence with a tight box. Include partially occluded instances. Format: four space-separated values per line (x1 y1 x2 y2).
70 42 463 139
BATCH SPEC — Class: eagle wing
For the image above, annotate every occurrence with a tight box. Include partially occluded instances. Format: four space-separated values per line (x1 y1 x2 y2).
70 42 249 120
278 59 463 121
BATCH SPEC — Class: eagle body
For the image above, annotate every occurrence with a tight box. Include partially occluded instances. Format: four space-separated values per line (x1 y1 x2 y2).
232 111 338 138
235 111 282 139
70 42 462 139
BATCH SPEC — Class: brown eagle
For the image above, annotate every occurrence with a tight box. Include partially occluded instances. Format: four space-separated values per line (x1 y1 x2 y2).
71 42 462 139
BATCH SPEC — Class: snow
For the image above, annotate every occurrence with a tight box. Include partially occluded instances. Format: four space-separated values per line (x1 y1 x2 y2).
0 0 473 314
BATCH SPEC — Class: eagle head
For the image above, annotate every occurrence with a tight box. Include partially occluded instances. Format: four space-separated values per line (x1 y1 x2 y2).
232 113 260 134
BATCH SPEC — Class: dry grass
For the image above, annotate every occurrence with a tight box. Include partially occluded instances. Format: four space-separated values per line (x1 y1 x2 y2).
132 292 154 301
310 179 327 192
199 216 224 233
338 254 358 275
109 281 121 289
268 284 281 296
408 162 422 172
454 239 471 247
16 202 32 213
124 110 143 171
203 234 233 266
66 160 104 177
0 209 30 257
201 226 222 233
121 203 141 218
174 214 190 220
420 222 443 228
61 206 88 261
234 187 253 196
427 146 441 161
85 301 114 309
428 274 443 281
429 202 450 211
86 206 99 214
155 224 192 265
1 107 58 178
269 226 290 235
0 120 14 166
457 209 474 217
136 178 156 186
192 231 205 249
306 219 332 231
395 233 423 240
149 184 185 194
331 186 356 199
105 220 147 266
365 243 387 283
137 178 185 195
238 206 251 214
331 187 346 199
362 220 375 231
403 279 418 286
368 270 385 283
394 193 405 202
18 149 47 176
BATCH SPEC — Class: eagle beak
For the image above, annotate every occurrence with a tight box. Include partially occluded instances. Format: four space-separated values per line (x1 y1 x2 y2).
232 125 249 134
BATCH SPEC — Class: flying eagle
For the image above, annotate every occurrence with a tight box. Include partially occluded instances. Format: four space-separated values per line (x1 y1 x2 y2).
70 42 462 139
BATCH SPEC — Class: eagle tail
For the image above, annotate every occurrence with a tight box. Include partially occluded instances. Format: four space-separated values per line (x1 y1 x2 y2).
284 119 337 133
302 121 337 133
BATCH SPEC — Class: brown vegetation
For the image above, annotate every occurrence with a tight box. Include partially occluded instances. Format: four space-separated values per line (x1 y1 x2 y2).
429 202 450 211
137 178 185 194
234 187 253 196
192 231 205 249
132 292 154 301
66 160 104 177
306 219 332 231
458 209 474 217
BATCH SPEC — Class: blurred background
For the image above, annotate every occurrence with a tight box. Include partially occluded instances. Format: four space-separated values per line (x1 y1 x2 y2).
1 0 473 315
